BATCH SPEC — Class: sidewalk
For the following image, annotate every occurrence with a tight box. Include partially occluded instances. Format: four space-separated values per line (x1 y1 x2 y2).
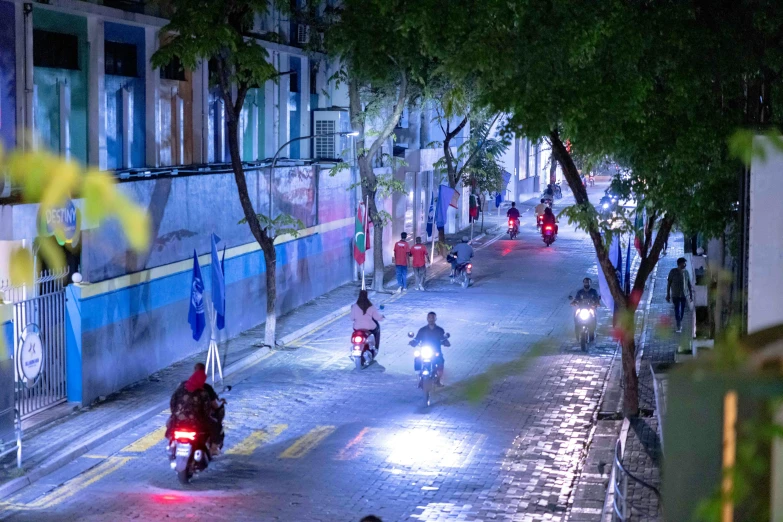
617 235 691 521
0 213 504 498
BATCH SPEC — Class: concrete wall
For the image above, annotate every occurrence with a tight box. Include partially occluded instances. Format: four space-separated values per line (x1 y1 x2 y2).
748 136 783 333
0 1 16 150
66 166 354 405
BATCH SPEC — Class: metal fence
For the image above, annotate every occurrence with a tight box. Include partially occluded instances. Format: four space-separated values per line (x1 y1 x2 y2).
612 439 663 521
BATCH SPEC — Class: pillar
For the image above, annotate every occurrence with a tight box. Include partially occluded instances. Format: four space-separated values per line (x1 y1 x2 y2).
87 17 106 169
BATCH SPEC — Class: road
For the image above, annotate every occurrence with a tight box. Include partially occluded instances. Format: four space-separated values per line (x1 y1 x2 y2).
0 189 617 522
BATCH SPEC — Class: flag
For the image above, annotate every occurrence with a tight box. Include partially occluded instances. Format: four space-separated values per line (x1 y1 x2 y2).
435 185 458 229
495 192 502 208
217 245 226 330
210 233 226 331
426 192 435 238
354 204 367 264
596 234 623 313
613 236 623 292
469 194 478 222
188 250 206 341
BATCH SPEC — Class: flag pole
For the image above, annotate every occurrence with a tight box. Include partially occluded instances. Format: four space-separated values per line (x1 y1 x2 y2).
429 183 437 265
361 196 369 290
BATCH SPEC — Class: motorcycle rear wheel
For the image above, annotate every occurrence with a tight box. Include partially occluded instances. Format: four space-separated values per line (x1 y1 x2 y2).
178 469 192 485
353 356 363 370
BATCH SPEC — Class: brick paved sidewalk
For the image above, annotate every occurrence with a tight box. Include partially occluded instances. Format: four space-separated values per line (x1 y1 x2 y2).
620 235 692 521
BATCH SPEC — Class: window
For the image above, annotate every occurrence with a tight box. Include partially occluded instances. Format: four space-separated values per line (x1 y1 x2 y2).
105 41 138 77
34 30 79 70
160 56 186 81
289 69 299 93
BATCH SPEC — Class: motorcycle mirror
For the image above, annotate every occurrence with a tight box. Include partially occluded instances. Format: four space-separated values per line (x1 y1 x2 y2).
568 295 573 300
407 332 415 338
379 304 385 310
220 385 232 394
445 333 451 339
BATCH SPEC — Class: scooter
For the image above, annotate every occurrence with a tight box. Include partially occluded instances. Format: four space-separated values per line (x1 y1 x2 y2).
542 224 557 247
350 329 378 370
569 298 597 351
507 218 519 239
455 262 472 289
166 397 227 485
409 331 450 406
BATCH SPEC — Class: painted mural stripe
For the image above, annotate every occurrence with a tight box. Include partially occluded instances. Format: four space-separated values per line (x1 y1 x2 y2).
122 426 167 453
226 424 288 456
336 427 372 461
80 217 353 299
29 457 133 510
279 426 336 459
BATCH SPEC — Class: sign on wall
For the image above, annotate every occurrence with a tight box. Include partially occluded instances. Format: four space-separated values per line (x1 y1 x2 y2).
18 324 43 387
38 198 81 245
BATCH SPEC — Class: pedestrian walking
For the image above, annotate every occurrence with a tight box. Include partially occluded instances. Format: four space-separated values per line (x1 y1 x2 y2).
411 236 429 290
666 257 693 333
393 232 411 292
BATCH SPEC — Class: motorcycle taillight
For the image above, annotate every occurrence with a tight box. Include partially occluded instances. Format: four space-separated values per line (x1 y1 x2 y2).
174 430 196 441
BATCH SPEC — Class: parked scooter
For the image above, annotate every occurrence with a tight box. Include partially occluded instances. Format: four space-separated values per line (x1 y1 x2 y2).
409 331 450 406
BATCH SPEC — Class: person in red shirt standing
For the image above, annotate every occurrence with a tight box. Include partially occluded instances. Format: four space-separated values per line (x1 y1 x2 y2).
393 232 411 292
411 236 429 291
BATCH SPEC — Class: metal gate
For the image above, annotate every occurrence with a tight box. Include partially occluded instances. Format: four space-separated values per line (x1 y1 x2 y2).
1 269 69 419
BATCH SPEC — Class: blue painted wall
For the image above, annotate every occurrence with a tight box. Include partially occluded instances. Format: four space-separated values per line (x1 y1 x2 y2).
0 1 16 150
104 22 146 170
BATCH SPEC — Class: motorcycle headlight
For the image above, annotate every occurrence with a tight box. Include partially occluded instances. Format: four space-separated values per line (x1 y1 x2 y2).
578 308 591 321
421 346 434 360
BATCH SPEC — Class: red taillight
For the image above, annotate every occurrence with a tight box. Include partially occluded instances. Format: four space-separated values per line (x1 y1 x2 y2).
509 220 514 226
545 226 553 231
352 335 364 343
467 264 472 269
174 431 196 441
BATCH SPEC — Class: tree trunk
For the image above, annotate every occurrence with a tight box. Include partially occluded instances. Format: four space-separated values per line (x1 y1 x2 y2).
357 154 384 292
549 156 557 186
226 116 278 347
621 335 640 416
262 241 277 347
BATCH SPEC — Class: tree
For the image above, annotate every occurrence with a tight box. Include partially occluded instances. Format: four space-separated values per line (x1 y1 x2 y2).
316 0 430 291
406 0 770 416
152 0 299 347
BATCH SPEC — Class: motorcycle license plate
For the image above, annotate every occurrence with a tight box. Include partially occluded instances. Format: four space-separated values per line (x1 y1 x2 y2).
352 349 362 355
176 443 191 457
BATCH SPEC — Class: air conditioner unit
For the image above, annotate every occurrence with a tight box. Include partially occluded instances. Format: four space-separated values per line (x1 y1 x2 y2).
311 109 351 161
297 24 310 44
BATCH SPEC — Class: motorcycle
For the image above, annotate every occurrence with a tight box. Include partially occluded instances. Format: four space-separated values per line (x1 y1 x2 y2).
166 399 226 485
455 262 472 289
570 298 597 351
542 224 557 247
409 331 450 406
588 174 595 187
553 182 563 199
507 218 519 239
350 329 378 370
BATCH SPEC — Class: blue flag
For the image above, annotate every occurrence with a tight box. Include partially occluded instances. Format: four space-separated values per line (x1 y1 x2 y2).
435 185 457 229
210 233 226 331
217 245 226 330
426 192 435 238
188 250 206 341
625 236 632 295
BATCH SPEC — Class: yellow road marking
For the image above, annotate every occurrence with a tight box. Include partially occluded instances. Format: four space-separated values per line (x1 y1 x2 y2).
226 424 287 456
122 426 167 453
25 457 132 511
336 427 372 461
279 426 336 459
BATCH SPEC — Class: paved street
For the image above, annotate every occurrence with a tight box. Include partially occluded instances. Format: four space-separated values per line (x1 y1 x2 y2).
0 189 620 522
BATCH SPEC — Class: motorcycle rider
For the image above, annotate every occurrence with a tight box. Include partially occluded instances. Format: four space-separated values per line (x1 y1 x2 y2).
448 236 474 282
349 289 384 351
542 207 558 234
168 363 224 455
506 202 521 230
535 198 548 226
410 312 451 386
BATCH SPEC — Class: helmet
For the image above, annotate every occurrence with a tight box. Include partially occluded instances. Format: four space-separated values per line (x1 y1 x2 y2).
461 236 469 242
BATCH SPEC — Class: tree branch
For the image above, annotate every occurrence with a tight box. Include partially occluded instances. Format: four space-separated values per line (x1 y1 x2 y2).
641 211 657 259
368 69 408 160
456 112 500 181
631 215 674 307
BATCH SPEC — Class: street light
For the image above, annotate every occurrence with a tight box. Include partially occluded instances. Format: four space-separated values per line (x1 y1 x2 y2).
271 131 359 170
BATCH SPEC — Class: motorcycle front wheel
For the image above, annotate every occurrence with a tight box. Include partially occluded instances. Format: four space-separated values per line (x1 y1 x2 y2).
580 332 587 352
422 377 432 406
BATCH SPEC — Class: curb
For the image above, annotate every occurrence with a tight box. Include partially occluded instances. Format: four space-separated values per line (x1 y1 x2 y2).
0 300 356 502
